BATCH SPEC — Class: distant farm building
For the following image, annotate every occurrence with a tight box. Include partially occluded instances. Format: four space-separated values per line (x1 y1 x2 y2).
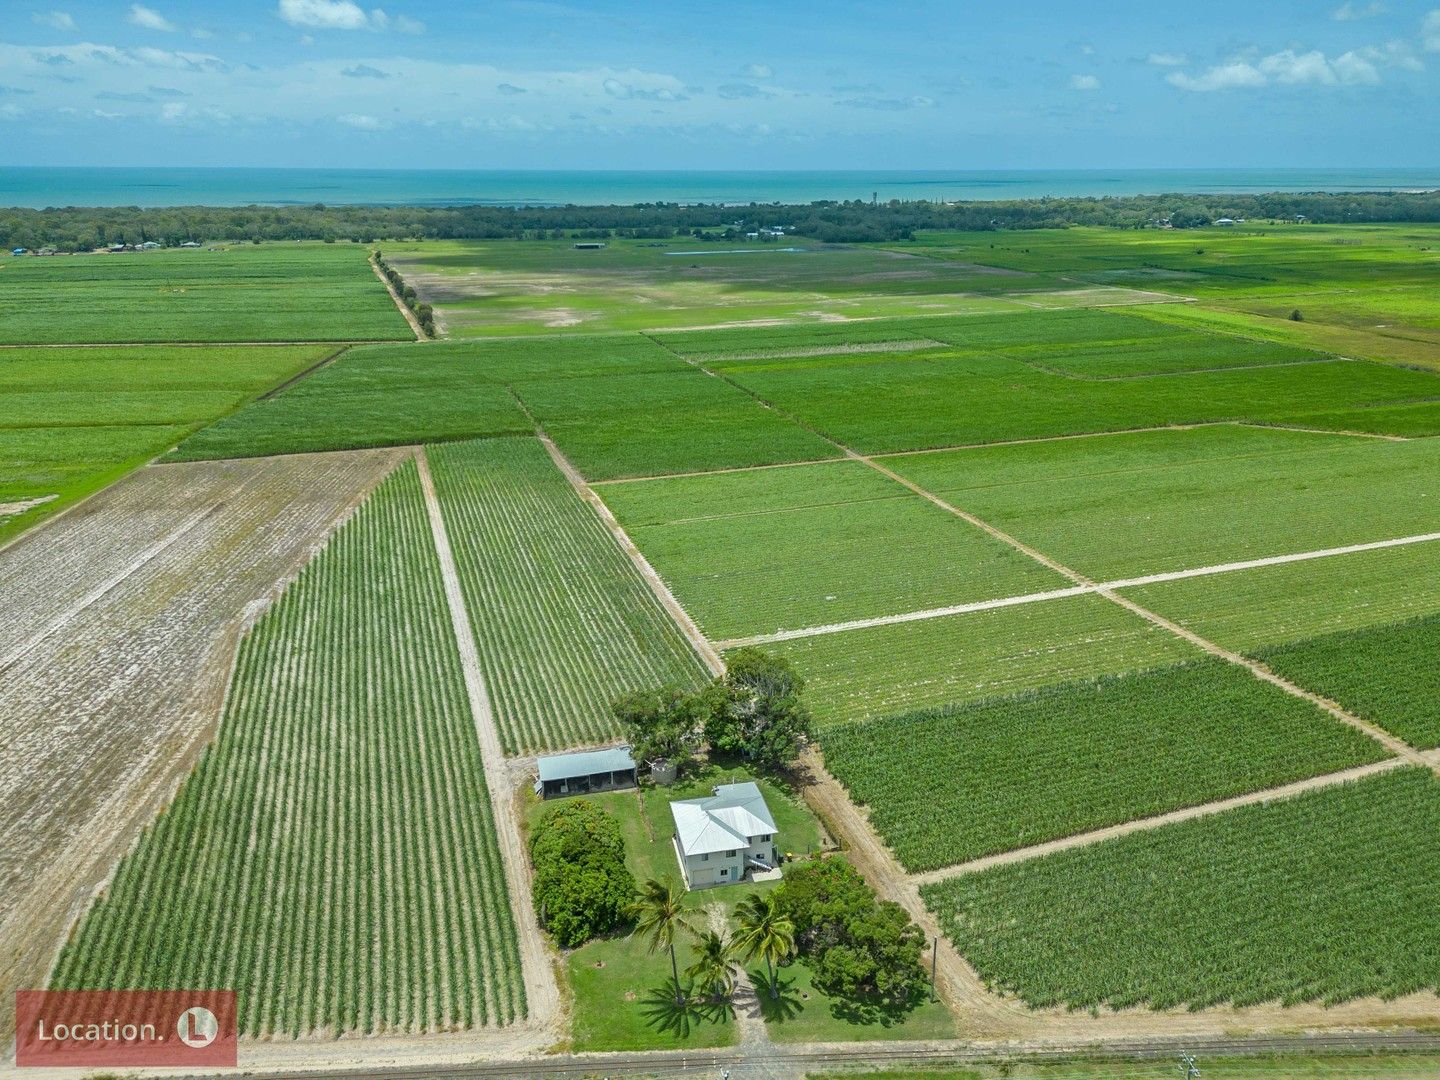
534 745 637 799
573 242 606 249
670 781 780 889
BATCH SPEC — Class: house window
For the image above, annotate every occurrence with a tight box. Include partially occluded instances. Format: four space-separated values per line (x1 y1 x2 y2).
719 868 727 878
759 835 770 842
701 853 709 862
727 850 737 858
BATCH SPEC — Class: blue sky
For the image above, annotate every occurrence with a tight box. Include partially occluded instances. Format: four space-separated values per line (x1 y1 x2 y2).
3 0 1439 168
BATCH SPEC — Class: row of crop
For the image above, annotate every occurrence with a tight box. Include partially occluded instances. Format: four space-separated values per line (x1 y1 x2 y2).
426 437 711 753
1254 611 1440 750
374 250 436 337
50 460 525 1036
923 767 1440 1010
821 658 1386 872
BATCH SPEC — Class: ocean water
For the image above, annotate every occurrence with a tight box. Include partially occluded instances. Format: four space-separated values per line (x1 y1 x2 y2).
3 167 1438 209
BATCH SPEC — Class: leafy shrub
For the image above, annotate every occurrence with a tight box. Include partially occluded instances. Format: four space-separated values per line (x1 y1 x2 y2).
529 799 636 948
774 859 927 1009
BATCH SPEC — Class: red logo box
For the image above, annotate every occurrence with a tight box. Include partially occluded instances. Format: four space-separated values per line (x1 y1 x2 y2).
15 989 237 1068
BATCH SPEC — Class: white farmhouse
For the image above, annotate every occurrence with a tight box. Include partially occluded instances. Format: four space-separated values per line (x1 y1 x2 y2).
669 782 780 889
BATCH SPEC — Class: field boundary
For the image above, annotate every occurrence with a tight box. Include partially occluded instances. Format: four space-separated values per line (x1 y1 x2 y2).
911 755 1418 885
371 251 426 341
715 529 1440 649
413 447 560 1037
255 344 352 401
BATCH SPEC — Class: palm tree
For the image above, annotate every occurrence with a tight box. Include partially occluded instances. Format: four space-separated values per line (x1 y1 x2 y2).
630 878 698 1005
732 892 795 999
685 929 739 1001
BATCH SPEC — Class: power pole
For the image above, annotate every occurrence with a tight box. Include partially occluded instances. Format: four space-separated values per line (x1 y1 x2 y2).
1178 1053 1200 1080
930 936 938 1001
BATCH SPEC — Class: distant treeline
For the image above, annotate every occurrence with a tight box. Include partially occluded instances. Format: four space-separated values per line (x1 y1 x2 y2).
4 190 1440 249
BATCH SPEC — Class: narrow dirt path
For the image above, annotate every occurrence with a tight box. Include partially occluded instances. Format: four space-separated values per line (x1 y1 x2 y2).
413 448 561 1039
717 529 1440 649
912 757 1411 886
704 903 770 1049
371 252 426 342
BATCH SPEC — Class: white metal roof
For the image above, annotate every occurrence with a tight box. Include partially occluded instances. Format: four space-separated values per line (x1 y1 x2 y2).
537 745 636 782
670 782 777 856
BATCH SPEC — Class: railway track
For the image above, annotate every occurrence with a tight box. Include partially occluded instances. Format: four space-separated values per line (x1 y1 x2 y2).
173 1030 1440 1079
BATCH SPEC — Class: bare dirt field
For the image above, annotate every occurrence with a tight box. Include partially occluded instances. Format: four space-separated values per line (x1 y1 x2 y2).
0 448 405 1045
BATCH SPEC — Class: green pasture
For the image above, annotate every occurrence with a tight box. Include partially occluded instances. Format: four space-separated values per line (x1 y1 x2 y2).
382 237 1165 337
0 243 411 344
901 223 1440 371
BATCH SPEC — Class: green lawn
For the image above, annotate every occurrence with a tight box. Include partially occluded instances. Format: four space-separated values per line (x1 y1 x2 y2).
758 954 956 1043
1 343 334 543
525 765 828 1052
0 243 411 343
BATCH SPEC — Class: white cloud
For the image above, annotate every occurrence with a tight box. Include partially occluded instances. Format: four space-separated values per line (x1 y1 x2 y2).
338 111 390 129
128 5 178 32
741 63 772 79
1166 61 1266 91
1332 49 1382 83
1334 0 1386 19
602 74 687 101
834 94 934 110
33 10 76 30
1359 40 1424 70
1146 51 1187 67
278 0 373 29
1425 9 1440 51
1069 73 1100 90
1168 47 1392 91
393 14 424 32
160 100 186 120
1258 48 1337 84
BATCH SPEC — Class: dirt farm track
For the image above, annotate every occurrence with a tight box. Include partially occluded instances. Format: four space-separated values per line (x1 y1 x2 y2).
0 449 406 1046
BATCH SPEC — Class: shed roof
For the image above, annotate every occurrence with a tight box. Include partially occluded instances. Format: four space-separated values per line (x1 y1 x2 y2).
671 782 777 856
537 745 636 782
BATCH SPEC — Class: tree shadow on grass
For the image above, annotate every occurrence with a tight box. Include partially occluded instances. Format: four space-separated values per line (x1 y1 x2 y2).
750 969 804 1024
638 978 734 1038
